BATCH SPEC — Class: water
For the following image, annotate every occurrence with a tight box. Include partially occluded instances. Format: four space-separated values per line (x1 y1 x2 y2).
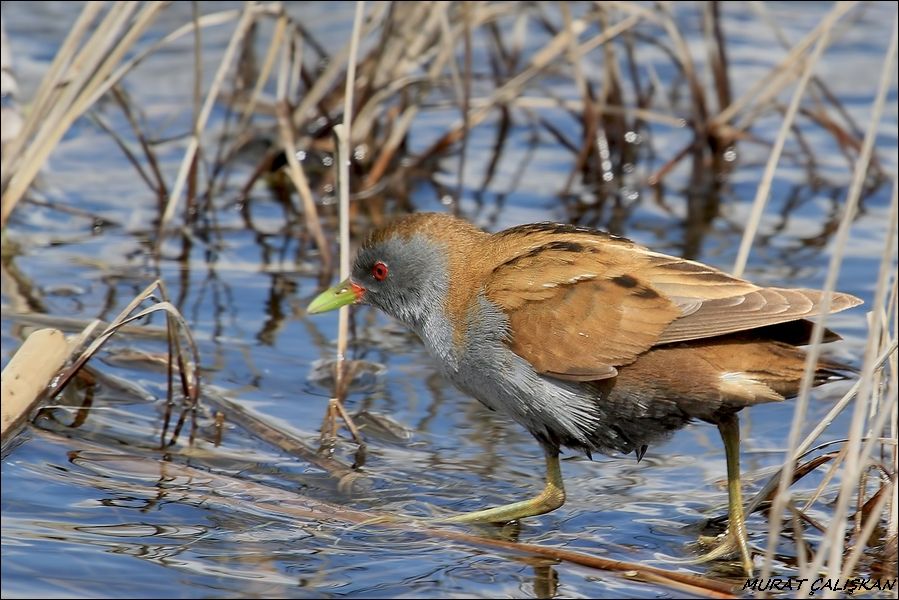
2 2 897 597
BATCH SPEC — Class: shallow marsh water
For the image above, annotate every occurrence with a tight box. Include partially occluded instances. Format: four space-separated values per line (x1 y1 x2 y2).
2 2 897 598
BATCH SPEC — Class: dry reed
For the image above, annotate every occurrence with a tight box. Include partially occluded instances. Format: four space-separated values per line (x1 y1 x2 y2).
1 1 895 587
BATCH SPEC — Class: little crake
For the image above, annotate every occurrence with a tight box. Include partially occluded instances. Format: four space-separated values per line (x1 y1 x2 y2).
307 212 861 575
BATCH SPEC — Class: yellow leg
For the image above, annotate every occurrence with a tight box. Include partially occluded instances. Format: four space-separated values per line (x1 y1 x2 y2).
694 413 754 575
443 450 566 524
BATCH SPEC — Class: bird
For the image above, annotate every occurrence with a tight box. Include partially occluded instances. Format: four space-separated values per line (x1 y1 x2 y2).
307 212 862 575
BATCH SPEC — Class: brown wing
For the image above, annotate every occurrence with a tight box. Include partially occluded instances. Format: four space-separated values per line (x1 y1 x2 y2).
485 231 680 380
641 253 863 343
485 227 862 380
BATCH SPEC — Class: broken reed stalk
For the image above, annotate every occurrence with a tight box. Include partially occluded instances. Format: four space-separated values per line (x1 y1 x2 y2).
0 280 201 449
319 1 366 446
760 13 899 582
0 328 69 444
201 386 366 491
57 280 201 447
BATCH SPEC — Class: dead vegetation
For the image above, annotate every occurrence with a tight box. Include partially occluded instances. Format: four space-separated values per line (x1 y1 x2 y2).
1 1 896 594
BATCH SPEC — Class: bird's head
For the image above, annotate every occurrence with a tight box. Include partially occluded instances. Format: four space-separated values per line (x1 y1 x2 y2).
307 213 487 331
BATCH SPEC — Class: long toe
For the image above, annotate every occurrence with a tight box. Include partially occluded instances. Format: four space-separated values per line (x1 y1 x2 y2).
692 530 754 576
663 529 754 576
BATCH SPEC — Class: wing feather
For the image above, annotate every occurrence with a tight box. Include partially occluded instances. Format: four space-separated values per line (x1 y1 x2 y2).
483 227 862 377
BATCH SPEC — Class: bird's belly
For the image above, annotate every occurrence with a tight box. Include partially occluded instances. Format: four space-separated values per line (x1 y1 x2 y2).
439 340 683 456
414 299 688 457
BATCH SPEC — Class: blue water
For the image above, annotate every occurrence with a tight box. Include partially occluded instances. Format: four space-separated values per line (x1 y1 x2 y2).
2 1 896 597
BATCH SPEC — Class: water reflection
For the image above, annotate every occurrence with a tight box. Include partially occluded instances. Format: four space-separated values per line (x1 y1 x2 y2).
2 1 896 598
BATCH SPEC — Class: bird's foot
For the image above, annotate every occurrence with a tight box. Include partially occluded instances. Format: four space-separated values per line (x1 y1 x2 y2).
662 527 754 576
691 528 755 576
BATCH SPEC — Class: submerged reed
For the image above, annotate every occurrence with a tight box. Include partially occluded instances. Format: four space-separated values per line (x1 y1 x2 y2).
2 1 895 586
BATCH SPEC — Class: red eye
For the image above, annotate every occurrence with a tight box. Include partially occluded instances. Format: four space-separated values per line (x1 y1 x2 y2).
371 261 389 281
